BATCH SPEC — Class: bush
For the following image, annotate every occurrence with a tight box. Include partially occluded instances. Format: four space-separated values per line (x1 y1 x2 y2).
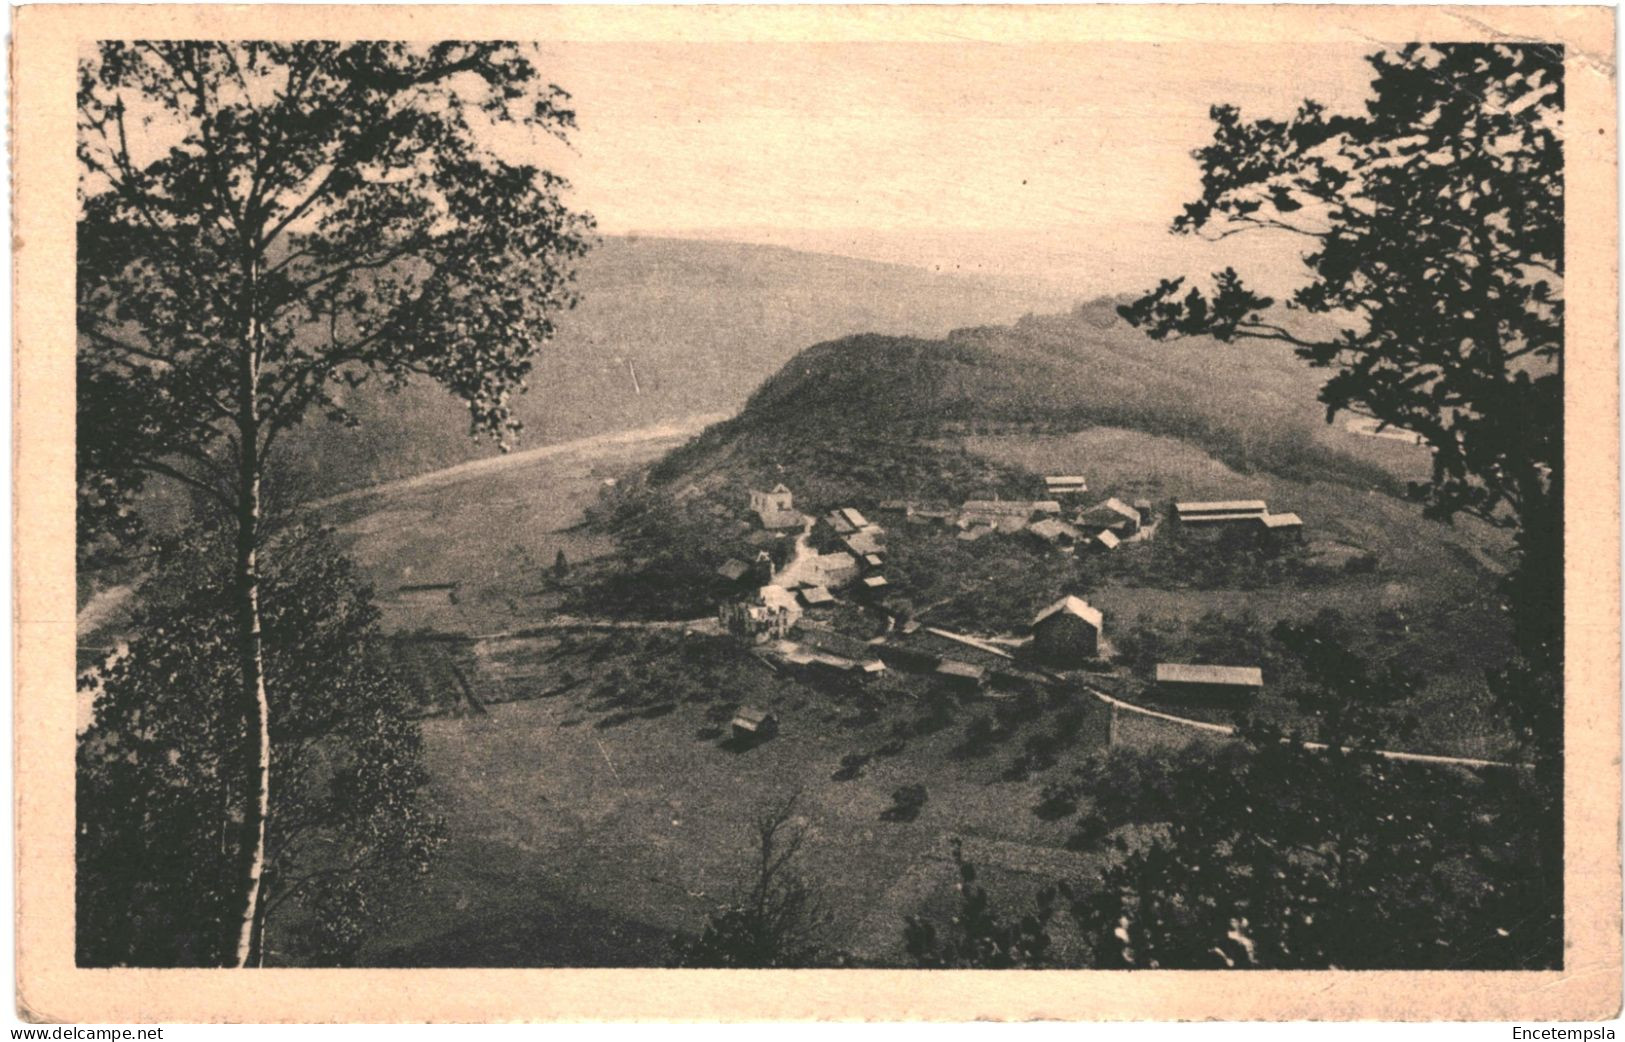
881 784 929 822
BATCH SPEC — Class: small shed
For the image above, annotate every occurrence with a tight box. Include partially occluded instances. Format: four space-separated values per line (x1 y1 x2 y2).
935 658 987 692
1093 529 1122 552
859 574 891 597
731 706 779 740
1154 663 1264 702
1031 595 1104 664
1259 512 1305 543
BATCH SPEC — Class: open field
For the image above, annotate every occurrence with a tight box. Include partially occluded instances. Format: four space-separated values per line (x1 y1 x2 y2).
324 415 722 635
361 632 1121 966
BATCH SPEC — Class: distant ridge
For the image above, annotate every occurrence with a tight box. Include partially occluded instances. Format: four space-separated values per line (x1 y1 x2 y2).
277 236 1074 497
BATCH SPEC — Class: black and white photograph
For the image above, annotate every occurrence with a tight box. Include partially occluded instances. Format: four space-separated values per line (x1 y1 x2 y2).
15 1 1618 1022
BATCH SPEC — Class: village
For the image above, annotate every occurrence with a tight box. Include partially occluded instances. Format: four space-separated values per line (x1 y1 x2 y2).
713 479 1303 743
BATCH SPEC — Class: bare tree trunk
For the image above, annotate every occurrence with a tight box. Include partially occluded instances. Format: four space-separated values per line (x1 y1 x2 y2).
231 262 271 969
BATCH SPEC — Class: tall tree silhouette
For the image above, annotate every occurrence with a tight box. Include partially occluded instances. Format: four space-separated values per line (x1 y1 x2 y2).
1117 42 1563 713
77 42 592 965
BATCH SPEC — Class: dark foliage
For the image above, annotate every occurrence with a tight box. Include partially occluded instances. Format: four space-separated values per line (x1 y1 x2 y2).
76 523 443 966
1117 42 1564 755
1071 724 1559 969
904 840 1061 968
880 784 930 822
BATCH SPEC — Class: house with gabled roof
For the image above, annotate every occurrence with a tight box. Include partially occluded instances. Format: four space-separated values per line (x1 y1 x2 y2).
1027 517 1084 548
1076 496 1142 536
1031 595 1104 664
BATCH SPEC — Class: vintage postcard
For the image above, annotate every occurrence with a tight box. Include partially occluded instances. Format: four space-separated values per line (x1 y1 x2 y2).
13 2 1621 1023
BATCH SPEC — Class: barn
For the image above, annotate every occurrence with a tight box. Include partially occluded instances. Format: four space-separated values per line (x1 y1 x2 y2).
1031 595 1104 664
1154 663 1264 702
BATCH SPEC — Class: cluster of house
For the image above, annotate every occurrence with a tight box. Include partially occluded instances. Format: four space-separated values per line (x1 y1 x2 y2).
809 505 891 597
876 484 1151 553
717 482 1281 726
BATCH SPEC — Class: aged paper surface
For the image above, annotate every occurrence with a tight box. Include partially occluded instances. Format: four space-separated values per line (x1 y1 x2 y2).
15 3 1621 1022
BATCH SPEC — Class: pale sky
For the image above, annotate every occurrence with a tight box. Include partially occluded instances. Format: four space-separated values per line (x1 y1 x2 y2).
514 41 1383 291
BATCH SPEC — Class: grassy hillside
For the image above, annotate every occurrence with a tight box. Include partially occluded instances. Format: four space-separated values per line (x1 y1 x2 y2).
272 237 1074 497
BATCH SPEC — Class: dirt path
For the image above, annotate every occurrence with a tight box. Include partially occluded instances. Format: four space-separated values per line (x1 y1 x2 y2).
466 616 720 641
310 412 728 511
769 521 816 587
921 623 1528 772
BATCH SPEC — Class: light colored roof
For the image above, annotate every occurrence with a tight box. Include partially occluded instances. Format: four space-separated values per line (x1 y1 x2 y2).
1175 500 1268 516
1155 663 1264 687
862 575 889 588
734 706 775 726
1095 530 1122 549
1262 512 1304 528
957 526 992 542
1033 595 1104 630
961 499 1042 515
1084 497 1140 522
1028 518 1082 542
716 559 750 580
844 530 885 556
839 507 870 529
823 511 856 534
935 659 986 680
1045 475 1088 485
798 585 834 605
1180 512 1269 524
771 483 791 494
863 553 886 568
757 508 803 529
